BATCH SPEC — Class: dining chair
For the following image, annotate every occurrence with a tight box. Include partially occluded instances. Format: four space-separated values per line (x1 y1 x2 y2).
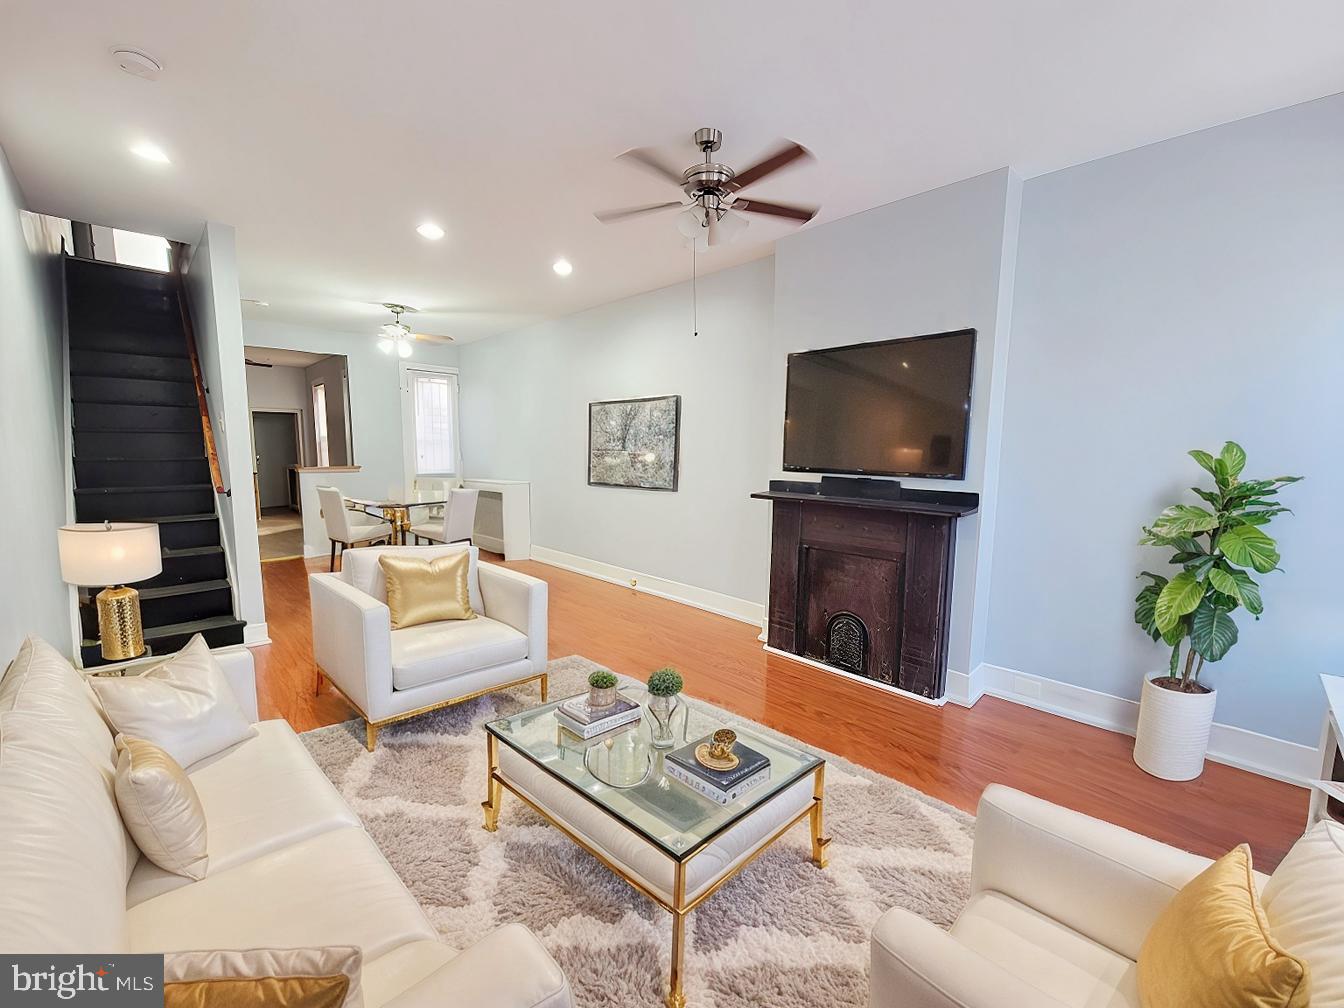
411 488 479 546
316 485 394 570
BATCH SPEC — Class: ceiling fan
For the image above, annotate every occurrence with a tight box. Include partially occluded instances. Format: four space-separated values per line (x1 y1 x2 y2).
595 127 819 248
376 304 453 358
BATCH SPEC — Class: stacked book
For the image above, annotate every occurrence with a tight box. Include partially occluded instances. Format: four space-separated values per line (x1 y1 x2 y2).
555 693 642 739
665 736 772 805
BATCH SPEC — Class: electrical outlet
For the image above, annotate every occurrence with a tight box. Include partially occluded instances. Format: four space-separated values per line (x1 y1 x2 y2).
1013 674 1042 700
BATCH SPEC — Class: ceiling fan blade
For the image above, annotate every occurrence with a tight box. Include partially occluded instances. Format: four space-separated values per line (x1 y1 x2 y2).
615 147 686 187
733 198 818 224
730 140 813 190
594 201 683 223
411 332 454 344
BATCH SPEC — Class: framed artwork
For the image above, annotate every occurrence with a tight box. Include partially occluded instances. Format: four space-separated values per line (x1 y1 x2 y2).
588 394 681 491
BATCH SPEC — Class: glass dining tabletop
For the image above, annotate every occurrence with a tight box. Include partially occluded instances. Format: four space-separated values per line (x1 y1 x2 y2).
345 494 449 509
485 688 822 860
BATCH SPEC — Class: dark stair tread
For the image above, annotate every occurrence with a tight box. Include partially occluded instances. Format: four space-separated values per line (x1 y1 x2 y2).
70 398 198 407
70 371 194 384
78 455 208 463
80 614 245 649
131 513 219 524
137 579 231 601
162 545 224 558
75 484 215 495
67 348 189 362
73 424 203 433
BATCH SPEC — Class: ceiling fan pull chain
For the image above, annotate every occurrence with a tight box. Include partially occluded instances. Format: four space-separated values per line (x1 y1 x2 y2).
691 244 698 339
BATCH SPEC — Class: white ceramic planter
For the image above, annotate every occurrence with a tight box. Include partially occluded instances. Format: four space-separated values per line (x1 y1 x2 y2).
1133 677 1218 781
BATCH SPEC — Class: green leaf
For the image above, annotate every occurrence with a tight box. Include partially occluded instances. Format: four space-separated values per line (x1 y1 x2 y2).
1189 450 1218 477
1161 616 1188 647
1155 572 1205 633
1191 599 1238 661
1135 585 1162 641
1208 567 1242 602
1190 487 1223 508
1218 525 1280 573
1230 570 1263 615
1137 571 1169 588
1187 554 1217 578
1219 441 1247 481
1150 504 1220 536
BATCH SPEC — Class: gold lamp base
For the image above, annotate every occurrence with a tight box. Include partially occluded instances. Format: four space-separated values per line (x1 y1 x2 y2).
96 585 146 661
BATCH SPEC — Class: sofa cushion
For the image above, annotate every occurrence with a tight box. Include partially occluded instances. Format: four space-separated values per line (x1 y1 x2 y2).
165 946 363 1008
378 924 571 1008
127 719 361 905
361 941 455 1008
1263 819 1344 1005
0 710 132 952
128 827 437 960
1 636 117 771
344 544 483 614
391 616 527 691
115 736 209 881
951 890 1139 1007
91 634 257 768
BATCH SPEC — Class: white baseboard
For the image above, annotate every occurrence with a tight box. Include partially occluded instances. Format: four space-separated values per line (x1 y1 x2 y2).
529 545 766 629
243 622 271 647
963 662 1315 786
944 665 984 707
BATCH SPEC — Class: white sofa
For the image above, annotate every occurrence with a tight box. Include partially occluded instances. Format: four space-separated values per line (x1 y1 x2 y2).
0 636 571 1008
871 785 1288 1008
310 544 548 750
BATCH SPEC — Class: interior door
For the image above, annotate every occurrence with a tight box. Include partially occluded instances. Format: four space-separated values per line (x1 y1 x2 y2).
253 412 299 510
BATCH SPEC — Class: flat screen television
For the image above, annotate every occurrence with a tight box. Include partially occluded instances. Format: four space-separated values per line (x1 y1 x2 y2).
783 328 975 480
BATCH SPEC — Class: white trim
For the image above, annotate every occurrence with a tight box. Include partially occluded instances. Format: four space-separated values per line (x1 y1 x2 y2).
763 645 947 707
528 545 766 628
242 622 271 646
399 361 462 492
959 662 1316 786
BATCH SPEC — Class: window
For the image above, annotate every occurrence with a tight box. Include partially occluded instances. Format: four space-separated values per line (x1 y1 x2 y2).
408 370 458 476
312 384 330 467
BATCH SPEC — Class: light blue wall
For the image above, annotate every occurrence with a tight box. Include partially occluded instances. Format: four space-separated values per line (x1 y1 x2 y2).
987 93 1344 745
0 145 70 658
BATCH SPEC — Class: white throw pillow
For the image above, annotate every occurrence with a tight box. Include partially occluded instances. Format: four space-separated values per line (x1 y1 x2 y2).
164 946 363 1007
1262 818 1344 1004
90 634 256 768
114 735 209 880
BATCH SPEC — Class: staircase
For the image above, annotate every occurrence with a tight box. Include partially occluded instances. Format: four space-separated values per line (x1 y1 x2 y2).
65 255 246 666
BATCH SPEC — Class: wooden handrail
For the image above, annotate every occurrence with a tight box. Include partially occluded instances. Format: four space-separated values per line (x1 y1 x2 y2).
169 242 227 495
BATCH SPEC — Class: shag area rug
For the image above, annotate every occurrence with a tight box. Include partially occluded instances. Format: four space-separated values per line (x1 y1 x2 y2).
300 656 974 1008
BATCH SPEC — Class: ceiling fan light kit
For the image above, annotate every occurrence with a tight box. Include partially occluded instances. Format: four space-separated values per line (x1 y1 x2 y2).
375 303 455 357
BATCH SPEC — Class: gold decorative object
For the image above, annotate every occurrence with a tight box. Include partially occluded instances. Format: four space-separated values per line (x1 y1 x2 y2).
695 729 740 771
97 585 146 660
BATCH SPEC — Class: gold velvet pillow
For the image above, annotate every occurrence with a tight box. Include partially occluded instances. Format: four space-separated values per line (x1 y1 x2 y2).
378 551 475 629
114 735 209 880
164 947 361 1008
1138 844 1310 1008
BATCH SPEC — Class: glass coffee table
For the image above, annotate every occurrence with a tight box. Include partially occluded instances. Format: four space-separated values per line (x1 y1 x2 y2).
483 689 829 1008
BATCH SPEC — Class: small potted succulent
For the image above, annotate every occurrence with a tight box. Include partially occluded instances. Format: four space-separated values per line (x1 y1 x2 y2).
587 669 618 710
646 667 684 748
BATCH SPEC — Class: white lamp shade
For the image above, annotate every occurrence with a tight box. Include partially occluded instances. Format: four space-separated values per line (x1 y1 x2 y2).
58 523 162 586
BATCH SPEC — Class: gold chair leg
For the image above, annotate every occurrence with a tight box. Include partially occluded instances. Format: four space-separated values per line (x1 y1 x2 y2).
365 721 379 752
667 861 688 1008
314 667 322 697
540 672 549 703
810 764 831 869
482 732 502 831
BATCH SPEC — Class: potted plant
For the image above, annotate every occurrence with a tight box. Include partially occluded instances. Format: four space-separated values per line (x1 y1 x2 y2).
587 669 618 710
1133 441 1299 780
646 667 684 749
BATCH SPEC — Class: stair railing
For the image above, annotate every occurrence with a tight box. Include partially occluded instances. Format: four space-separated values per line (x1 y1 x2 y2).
168 242 227 497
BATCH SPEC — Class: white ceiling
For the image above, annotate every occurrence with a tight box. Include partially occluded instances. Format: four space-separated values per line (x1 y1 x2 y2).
243 346 330 368
2 2 1342 344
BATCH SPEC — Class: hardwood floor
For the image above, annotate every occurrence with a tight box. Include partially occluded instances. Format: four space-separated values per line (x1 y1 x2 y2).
252 553 1309 869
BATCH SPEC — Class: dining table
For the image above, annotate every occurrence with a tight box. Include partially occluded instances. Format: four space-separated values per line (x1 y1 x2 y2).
345 493 448 546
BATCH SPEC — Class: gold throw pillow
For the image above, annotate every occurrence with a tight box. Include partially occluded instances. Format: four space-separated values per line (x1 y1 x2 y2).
1138 844 1310 1008
114 735 209 880
164 947 361 1008
378 551 476 629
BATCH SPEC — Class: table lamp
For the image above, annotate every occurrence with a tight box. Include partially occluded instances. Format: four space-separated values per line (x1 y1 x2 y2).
57 522 162 660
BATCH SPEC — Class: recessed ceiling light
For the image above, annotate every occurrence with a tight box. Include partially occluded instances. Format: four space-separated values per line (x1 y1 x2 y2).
416 221 444 241
130 141 170 164
552 258 573 276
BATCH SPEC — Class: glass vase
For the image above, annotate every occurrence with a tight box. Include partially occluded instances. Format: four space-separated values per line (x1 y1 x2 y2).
647 693 681 749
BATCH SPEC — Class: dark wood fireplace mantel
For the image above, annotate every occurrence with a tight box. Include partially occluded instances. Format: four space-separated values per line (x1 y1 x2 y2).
753 479 978 700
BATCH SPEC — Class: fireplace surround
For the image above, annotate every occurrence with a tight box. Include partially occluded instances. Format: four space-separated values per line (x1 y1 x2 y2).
753 478 979 700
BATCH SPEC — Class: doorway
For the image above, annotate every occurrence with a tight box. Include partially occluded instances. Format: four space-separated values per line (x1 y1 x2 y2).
251 410 304 561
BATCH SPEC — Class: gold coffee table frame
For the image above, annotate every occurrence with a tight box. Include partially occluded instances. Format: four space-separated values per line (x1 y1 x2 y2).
482 730 830 1008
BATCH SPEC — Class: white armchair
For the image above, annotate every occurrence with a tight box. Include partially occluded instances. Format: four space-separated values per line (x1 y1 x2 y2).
309 544 547 750
871 785 1220 1008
